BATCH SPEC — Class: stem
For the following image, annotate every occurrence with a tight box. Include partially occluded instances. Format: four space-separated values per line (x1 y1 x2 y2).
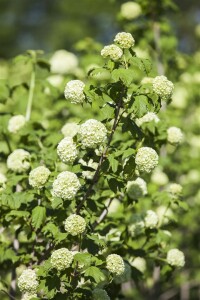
76 97 123 214
25 64 36 121
91 198 113 230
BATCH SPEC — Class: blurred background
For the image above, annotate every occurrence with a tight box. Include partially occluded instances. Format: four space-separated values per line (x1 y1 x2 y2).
0 0 200 58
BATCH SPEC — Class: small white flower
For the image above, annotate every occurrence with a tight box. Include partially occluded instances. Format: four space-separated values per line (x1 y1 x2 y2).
167 127 183 145
7 149 31 173
8 115 26 133
64 80 85 104
126 177 147 199
64 214 86 236
114 32 135 49
135 147 159 173
50 248 74 271
144 210 158 229
101 44 123 61
79 119 107 148
106 254 125 275
29 166 51 189
167 248 185 268
120 2 142 20
152 75 174 101
52 171 81 200
61 122 79 137
136 112 160 127
18 269 38 293
50 50 78 74
57 137 78 164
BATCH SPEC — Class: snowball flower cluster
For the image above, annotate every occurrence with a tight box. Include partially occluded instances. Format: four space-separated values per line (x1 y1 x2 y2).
64 80 85 104
7 149 31 173
57 137 78 164
0 173 7 192
114 262 131 284
52 171 81 200
18 269 39 293
136 112 160 127
106 254 125 275
167 248 185 268
151 167 168 186
167 126 183 145
8 115 26 133
130 257 146 273
144 210 158 229
79 119 107 148
135 147 159 173
50 248 74 271
114 32 135 49
29 166 51 189
120 2 142 20
22 293 37 300
93 289 110 300
101 44 123 61
61 122 79 137
64 214 86 236
126 177 147 199
169 183 182 196
152 75 174 101
50 50 78 74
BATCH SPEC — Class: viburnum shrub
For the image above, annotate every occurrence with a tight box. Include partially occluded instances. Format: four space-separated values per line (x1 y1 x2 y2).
0 32 187 300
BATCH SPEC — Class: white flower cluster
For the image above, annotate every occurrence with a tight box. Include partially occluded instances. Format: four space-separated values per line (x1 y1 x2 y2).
18 269 39 293
114 262 131 284
47 75 63 88
129 214 144 237
135 147 159 173
151 167 169 186
50 248 74 271
136 112 160 127
50 50 78 74
57 137 78 164
22 293 37 300
29 166 51 189
167 126 183 145
101 44 123 61
64 80 85 104
64 214 86 236
167 248 185 268
114 32 135 49
169 183 182 196
8 115 26 133
130 257 146 273
0 172 7 192
144 210 158 229
79 158 98 180
120 2 142 20
152 75 174 101
126 177 147 199
79 119 107 148
106 254 125 275
93 289 110 300
52 171 81 200
7 149 31 173
61 122 79 138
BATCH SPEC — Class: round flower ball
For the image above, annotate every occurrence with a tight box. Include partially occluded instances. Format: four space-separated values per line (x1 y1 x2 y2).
152 75 174 101
114 32 135 49
167 126 183 145
57 137 78 164
144 210 158 229
64 214 86 236
126 177 147 199
167 248 185 268
7 149 31 173
50 248 74 271
50 50 78 74
18 269 39 293
120 2 142 20
79 119 107 148
93 289 110 300
8 115 26 133
151 168 168 186
61 122 79 138
101 44 123 61
130 257 146 273
135 147 159 173
64 80 85 104
52 171 80 200
22 293 37 300
29 166 51 189
169 183 182 196
136 112 160 127
106 254 125 276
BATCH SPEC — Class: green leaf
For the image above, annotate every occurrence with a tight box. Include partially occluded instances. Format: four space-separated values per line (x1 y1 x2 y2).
74 253 92 267
84 266 106 283
31 206 46 229
130 57 152 75
131 95 149 118
5 210 30 222
111 69 135 86
0 80 9 103
108 154 119 173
